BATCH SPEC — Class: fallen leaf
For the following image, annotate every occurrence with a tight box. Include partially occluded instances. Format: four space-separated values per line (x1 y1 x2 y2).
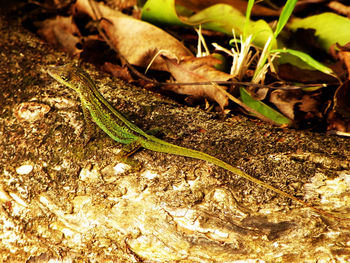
294 0 329 13
277 63 337 83
327 110 350 134
285 28 326 59
142 1 275 49
162 55 232 109
74 0 192 71
334 80 350 118
36 16 82 56
298 93 321 118
269 90 300 120
105 0 137 10
333 42 350 79
328 1 350 18
289 12 350 51
188 4 275 49
102 62 133 82
270 89 322 120
175 0 280 16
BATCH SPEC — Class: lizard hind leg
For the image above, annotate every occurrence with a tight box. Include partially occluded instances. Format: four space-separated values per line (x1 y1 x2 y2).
145 127 162 136
81 103 98 145
116 140 143 172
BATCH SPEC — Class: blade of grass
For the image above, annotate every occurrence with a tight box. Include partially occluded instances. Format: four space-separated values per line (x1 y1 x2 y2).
244 0 255 40
252 0 297 82
271 48 334 75
240 87 291 126
274 0 297 38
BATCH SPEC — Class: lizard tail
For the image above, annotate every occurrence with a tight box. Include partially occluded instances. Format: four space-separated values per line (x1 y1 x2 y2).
144 138 349 222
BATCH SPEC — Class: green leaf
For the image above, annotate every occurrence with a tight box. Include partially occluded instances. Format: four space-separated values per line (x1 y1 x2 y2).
274 0 297 38
141 0 188 26
272 48 334 75
248 20 275 48
240 87 291 125
186 4 245 31
188 4 275 48
244 0 255 39
142 1 275 48
289 12 350 50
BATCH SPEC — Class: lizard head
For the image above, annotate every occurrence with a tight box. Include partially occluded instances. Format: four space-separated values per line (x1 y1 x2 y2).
47 65 96 95
47 64 78 90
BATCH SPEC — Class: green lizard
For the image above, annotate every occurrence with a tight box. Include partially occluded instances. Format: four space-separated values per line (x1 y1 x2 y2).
47 64 347 221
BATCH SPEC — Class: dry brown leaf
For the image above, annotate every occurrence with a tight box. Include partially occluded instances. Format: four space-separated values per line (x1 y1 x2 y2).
245 86 269 101
74 0 192 71
294 0 329 13
334 79 350 118
343 52 350 79
327 110 350 134
278 63 337 83
328 1 350 18
269 90 300 120
298 94 321 116
162 55 232 109
102 62 133 82
36 16 82 56
105 0 137 10
327 45 350 133
333 42 350 79
270 90 321 120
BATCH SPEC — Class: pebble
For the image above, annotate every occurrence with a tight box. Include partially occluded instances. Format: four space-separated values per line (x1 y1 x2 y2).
16 164 33 174
14 102 50 122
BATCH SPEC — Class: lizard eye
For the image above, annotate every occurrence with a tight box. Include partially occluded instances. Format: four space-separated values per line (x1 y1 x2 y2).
61 76 68 81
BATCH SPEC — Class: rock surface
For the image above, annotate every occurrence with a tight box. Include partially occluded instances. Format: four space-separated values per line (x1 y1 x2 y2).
0 12 350 263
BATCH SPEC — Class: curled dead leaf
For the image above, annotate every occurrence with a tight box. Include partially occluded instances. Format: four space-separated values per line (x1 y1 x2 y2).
327 110 350 135
36 16 82 56
245 86 269 101
102 62 133 82
270 90 321 121
105 0 137 10
162 55 232 109
333 42 350 79
328 1 350 18
74 0 192 71
334 79 350 118
278 63 337 83
270 90 299 120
